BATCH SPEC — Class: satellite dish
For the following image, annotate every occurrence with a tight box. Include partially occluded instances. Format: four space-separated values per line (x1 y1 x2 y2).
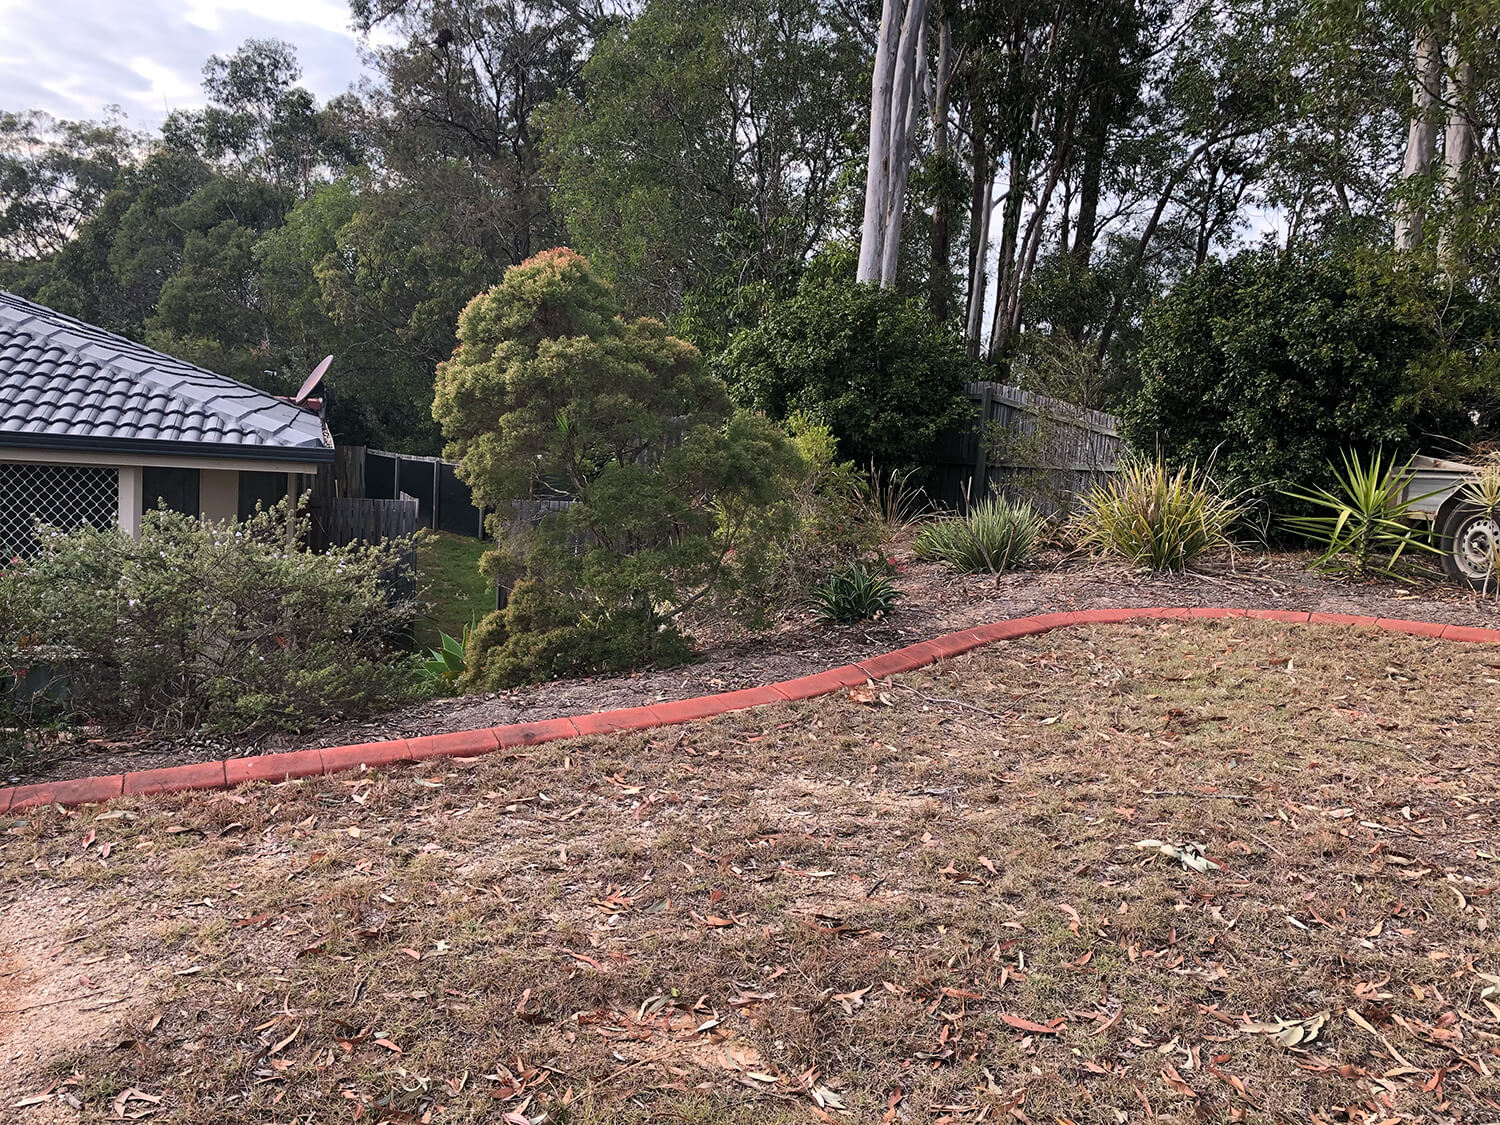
294 355 334 404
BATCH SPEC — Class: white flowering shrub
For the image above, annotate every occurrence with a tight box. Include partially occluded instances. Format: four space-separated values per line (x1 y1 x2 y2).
0 503 422 733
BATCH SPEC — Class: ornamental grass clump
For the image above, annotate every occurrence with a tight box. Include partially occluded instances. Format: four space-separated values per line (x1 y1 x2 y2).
1073 456 1242 571
914 495 1047 574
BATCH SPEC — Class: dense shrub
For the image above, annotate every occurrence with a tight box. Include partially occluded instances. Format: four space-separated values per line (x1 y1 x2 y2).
433 248 805 689
733 413 885 613
1072 456 1242 571
714 270 977 471
0 505 420 733
914 495 1048 574
1125 249 1499 505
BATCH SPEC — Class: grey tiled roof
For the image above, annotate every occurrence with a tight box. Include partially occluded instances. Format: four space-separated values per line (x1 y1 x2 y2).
0 290 332 461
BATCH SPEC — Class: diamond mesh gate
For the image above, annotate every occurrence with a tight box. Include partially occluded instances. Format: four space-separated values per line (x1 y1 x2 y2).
0 462 119 558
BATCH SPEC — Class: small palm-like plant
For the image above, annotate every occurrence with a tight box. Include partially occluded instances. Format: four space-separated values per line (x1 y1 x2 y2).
1464 457 1500 516
1455 456 1500 594
1073 456 1242 571
915 495 1048 574
811 563 900 624
421 626 470 684
1281 449 1443 579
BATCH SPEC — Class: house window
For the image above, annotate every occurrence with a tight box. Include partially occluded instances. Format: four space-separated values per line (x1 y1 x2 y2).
144 466 201 518
0 462 119 558
237 471 288 521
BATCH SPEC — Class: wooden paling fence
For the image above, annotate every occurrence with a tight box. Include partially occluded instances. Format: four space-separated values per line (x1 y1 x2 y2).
927 382 1124 512
307 493 419 603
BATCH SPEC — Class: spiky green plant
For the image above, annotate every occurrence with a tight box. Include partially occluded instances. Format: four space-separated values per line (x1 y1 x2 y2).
421 626 469 684
914 495 1048 574
1073 456 1243 571
810 563 900 624
1463 456 1500 517
1281 449 1444 579
1458 457 1500 594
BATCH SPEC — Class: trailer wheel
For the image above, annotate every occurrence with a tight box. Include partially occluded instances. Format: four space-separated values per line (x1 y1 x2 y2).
1438 500 1500 588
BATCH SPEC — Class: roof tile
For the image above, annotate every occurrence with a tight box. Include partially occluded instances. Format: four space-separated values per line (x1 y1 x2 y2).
0 290 329 458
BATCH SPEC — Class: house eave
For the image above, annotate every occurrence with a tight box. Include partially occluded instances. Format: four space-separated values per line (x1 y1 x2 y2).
0 433 334 466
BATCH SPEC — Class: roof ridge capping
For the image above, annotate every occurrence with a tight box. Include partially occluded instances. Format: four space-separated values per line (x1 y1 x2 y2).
0 289 329 451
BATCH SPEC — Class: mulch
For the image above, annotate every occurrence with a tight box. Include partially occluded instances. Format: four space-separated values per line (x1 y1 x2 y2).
15 545 1500 785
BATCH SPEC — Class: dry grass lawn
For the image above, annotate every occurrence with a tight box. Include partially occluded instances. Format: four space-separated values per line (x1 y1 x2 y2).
2 619 1498 1124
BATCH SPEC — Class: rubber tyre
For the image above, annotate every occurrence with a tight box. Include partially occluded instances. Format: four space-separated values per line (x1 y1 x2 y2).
1438 501 1500 589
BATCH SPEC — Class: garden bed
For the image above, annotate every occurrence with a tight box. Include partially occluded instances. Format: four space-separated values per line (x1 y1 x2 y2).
1 618 1496 1121
12 545 1500 786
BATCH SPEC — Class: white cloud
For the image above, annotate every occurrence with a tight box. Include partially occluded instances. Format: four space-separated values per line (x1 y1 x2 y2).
0 0 369 128
126 56 202 110
182 0 354 37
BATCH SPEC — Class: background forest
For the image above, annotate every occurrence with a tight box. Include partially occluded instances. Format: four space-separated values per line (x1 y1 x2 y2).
2 0 1498 471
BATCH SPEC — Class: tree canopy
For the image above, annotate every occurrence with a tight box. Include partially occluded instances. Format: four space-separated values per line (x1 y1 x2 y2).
2 1 1497 456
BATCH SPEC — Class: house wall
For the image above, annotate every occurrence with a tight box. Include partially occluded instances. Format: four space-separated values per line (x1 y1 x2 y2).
200 469 238 522
2 449 324 543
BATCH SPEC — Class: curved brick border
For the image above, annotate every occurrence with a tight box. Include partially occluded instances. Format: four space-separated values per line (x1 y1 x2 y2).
3 607 1496 815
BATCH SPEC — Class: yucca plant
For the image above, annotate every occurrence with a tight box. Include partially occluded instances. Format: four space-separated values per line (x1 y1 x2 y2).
1073 456 1242 571
1454 456 1500 594
1281 449 1443 579
914 495 1048 574
1464 456 1500 517
811 563 900 624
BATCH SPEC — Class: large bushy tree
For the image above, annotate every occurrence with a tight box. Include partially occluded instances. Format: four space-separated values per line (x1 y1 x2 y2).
1125 248 1499 504
541 0 865 337
433 248 802 686
716 263 977 471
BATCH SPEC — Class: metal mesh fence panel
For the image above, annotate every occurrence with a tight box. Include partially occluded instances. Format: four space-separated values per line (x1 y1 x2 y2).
0 462 118 557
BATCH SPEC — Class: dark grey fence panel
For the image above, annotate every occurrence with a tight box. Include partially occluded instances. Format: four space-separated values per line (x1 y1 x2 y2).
366 451 396 501
437 462 485 537
359 449 487 538
927 382 1124 512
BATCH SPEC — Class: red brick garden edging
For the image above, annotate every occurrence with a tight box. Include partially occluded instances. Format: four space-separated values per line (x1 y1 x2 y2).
3 607 1496 815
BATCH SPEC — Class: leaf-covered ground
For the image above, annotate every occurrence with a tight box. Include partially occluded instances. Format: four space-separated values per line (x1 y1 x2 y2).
2 620 1498 1124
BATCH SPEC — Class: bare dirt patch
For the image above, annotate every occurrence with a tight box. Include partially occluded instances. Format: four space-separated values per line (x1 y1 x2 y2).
0 887 154 1119
2 619 1497 1122
20 547 1500 785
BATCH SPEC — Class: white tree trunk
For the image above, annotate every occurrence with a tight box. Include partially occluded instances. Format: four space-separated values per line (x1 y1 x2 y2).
965 169 994 350
880 13 928 286
857 0 903 283
1395 29 1443 251
858 0 928 285
1438 36 1473 272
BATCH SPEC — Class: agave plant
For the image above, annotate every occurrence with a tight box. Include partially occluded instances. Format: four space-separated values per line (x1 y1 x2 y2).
810 563 900 624
421 624 470 684
1073 456 1243 571
1281 449 1443 579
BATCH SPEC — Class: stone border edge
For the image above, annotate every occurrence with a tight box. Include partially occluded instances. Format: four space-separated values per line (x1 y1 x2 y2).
3 607 1494 814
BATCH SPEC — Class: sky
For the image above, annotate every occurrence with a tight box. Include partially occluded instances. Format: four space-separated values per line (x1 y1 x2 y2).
0 0 374 130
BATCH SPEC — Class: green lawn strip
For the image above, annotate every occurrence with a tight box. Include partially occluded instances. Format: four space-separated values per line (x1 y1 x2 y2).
415 530 492 650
